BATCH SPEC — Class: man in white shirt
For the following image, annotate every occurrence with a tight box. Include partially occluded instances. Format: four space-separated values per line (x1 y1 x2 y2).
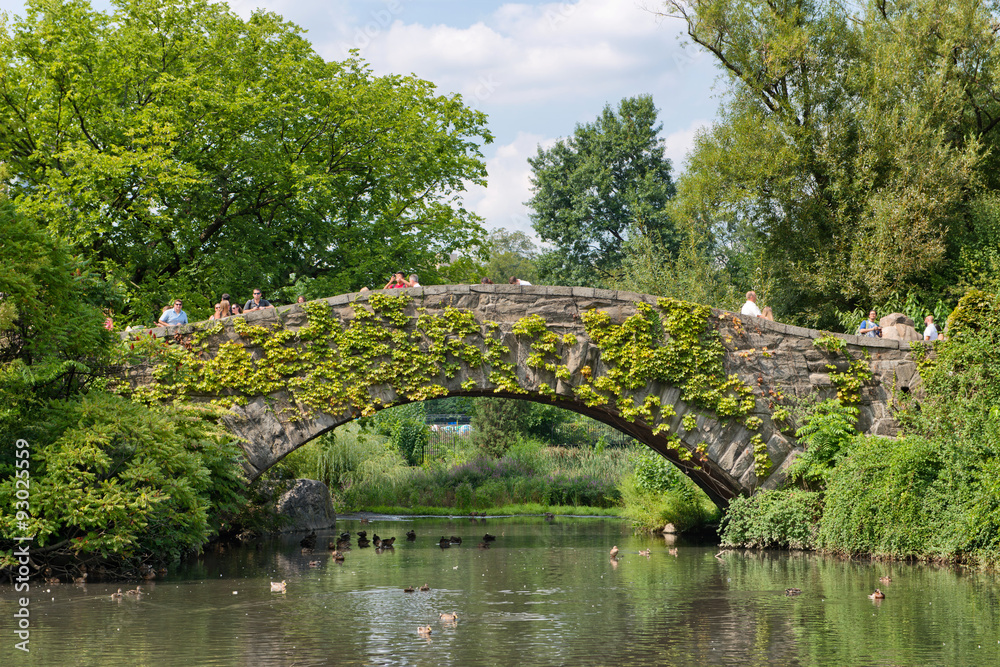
740 291 762 317
923 315 939 341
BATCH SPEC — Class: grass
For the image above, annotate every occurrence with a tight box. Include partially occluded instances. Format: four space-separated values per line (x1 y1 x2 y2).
358 503 622 517
281 420 717 532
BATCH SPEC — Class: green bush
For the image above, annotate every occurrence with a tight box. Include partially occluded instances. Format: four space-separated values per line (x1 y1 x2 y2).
720 489 822 549
618 472 719 533
786 399 859 490
0 393 245 567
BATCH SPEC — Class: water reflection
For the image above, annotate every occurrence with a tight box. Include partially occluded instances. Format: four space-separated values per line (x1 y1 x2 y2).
1 517 998 666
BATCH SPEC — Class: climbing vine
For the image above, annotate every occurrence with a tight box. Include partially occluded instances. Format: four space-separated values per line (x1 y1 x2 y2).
812 335 873 405
124 294 773 477
122 294 522 418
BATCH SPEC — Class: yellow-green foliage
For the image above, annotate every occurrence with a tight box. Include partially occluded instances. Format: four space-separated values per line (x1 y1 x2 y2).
125 294 521 418
127 293 766 474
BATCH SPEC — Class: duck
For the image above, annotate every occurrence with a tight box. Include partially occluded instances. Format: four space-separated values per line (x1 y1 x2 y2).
483 533 496 542
270 580 287 593
609 546 619 560
439 612 458 622
879 576 892 584
406 530 417 541
373 534 382 548
357 537 371 548
420 583 430 592
301 547 314 555
417 625 432 636
868 589 885 600
42 567 60 585
668 548 678 557
110 588 124 601
449 536 462 545
639 549 651 558
73 572 88 584
308 560 321 568
300 530 317 550
140 564 157 580
544 512 555 522
125 586 142 597
360 517 370 524
357 531 367 538
331 550 345 561
438 537 451 549
785 588 802 596
339 532 352 541
382 537 396 548
403 586 415 593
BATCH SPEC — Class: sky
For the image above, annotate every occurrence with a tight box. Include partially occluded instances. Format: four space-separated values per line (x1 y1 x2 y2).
0 0 723 238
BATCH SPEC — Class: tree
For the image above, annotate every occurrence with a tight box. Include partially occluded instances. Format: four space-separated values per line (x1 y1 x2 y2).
527 95 677 286
0 0 492 322
661 0 998 324
472 398 529 458
483 229 539 284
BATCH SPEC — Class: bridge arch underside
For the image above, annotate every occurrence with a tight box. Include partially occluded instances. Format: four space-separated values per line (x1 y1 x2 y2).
225 382 792 509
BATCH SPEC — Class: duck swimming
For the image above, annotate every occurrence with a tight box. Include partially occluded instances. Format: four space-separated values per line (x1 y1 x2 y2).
609 546 619 559
270 581 286 593
868 589 885 600
439 612 458 622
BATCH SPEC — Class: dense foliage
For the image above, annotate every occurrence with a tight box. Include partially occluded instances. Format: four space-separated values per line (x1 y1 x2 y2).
0 0 492 322
657 0 1000 326
0 196 253 573
527 95 677 286
722 289 1000 565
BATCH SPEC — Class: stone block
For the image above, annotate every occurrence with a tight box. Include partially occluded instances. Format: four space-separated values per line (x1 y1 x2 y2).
276 479 336 532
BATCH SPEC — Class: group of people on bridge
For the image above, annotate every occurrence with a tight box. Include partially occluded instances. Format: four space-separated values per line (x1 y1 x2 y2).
740 291 942 341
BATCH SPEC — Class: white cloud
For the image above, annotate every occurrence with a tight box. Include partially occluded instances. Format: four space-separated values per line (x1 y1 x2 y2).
323 0 700 109
465 132 555 236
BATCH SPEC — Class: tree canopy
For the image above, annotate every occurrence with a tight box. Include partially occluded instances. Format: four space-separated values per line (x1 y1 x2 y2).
662 0 1000 324
0 0 492 321
526 95 677 286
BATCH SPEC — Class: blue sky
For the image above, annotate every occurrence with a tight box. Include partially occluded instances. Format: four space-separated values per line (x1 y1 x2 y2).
0 0 722 237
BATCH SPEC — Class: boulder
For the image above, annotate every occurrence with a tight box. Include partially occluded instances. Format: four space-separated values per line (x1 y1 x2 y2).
879 312 921 342
276 479 335 532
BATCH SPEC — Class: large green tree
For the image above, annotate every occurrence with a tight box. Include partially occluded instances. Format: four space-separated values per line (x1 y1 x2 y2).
662 0 1000 324
527 95 677 286
0 0 492 321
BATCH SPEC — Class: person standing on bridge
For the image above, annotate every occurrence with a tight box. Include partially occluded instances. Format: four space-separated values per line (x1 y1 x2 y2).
244 289 273 312
923 315 940 341
740 291 762 317
158 299 188 327
857 310 882 337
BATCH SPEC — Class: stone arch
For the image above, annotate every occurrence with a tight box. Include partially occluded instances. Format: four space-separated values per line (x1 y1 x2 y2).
123 285 923 506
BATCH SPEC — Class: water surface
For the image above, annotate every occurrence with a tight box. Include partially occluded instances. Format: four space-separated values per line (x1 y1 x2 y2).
2 516 998 666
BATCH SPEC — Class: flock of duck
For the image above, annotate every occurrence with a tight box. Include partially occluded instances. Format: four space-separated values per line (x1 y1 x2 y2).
271 527 495 634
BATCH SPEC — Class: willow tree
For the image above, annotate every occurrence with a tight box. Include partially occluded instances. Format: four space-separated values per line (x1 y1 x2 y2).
0 0 492 320
662 0 1000 323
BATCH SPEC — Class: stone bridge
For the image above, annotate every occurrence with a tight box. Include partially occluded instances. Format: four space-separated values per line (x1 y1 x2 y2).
124 285 923 506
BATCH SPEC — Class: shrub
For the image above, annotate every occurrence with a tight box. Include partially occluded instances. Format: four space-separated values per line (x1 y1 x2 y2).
786 399 859 490
618 472 719 533
720 489 822 549
0 393 245 567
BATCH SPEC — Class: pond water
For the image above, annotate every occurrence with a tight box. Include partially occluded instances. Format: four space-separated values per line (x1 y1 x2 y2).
2 516 998 666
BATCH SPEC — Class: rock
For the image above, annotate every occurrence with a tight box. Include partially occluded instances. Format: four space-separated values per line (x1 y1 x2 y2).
879 312 921 342
276 479 335 532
